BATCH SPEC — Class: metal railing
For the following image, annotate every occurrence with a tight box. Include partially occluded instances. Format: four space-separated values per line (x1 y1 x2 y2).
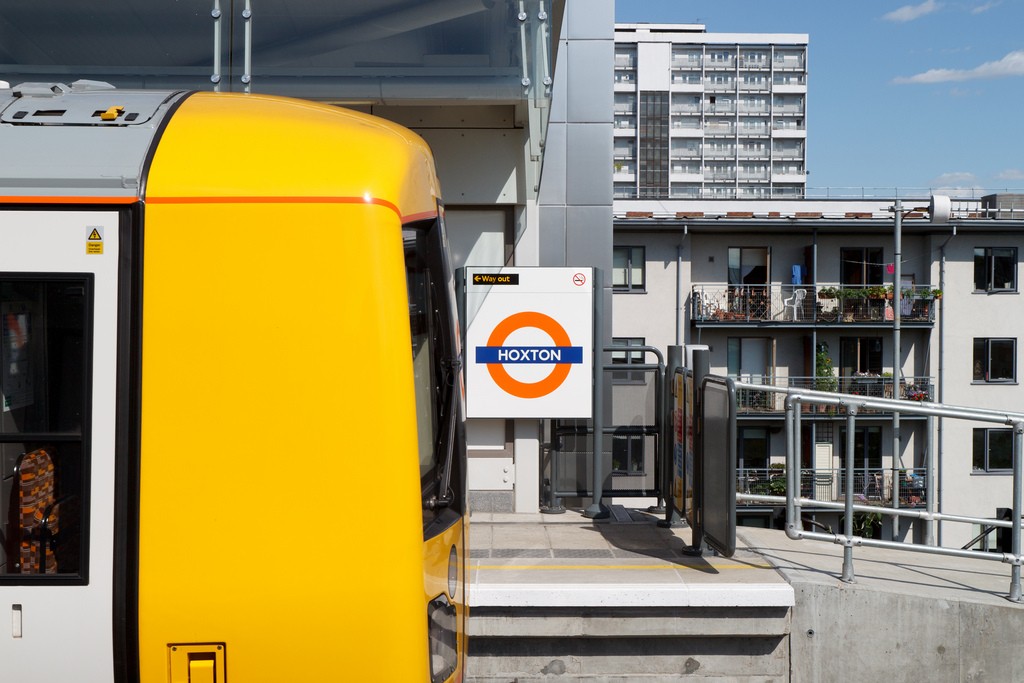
737 467 928 507
734 381 1024 602
735 376 934 413
691 283 939 324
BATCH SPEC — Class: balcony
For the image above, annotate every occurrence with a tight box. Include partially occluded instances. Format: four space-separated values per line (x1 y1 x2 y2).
772 55 806 71
734 375 935 414
737 467 928 508
738 57 769 69
705 79 736 91
738 126 770 137
671 73 702 86
738 80 769 92
691 284 940 325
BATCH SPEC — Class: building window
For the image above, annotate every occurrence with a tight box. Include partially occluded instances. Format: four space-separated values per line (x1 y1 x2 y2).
974 247 1017 292
613 246 645 292
840 337 883 378
638 91 669 198
738 427 769 472
973 428 1014 472
840 247 884 287
973 338 1016 382
728 247 769 287
611 431 645 475
839 427 883 471
612 336 646 383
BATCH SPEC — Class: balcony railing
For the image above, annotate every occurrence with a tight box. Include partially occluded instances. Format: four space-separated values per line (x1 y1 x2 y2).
737 467 928 508
691 284 939 325
734 375 935 414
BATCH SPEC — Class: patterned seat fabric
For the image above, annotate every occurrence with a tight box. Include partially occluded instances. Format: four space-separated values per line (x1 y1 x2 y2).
17 448 59 574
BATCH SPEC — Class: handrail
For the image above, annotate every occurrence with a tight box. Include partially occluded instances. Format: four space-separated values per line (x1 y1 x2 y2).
733 380 1024 602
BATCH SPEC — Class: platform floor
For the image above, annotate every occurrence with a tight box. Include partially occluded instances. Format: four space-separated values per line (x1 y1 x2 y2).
469 506 1024 609
469 507 794 609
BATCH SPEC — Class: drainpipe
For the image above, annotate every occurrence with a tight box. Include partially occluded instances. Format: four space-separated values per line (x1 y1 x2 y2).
936 224 956 545
811 229 818 453
675 225 688 346
893 200 903 540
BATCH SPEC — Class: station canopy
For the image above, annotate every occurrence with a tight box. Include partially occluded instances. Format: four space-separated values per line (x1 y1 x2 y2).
0 0 561 107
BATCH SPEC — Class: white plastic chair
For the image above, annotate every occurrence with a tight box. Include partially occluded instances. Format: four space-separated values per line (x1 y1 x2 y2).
783 288 807 320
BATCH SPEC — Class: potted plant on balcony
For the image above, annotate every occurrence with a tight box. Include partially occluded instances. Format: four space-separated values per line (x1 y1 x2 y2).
865 285 888 299
905 386 928 401
912 288 942 319
818 286 839 300
815 344 838 410
768 463 787 495
839 288 867 321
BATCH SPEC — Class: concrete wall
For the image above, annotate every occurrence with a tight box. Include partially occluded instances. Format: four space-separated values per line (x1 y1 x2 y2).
469 605 791 682
791 583 1024 683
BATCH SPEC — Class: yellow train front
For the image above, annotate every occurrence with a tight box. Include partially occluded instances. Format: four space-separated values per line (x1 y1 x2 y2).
0 81 467 682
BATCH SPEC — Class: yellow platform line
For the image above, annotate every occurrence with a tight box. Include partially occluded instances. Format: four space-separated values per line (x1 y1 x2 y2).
472 562 774 571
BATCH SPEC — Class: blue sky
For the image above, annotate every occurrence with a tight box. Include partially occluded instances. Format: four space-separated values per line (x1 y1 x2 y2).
614 0 1024 195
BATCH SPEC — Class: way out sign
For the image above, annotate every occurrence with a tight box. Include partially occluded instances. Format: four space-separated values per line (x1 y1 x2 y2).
465 267 593 418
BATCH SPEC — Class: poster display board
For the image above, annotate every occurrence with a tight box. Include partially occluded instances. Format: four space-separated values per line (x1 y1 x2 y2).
672 369 697 525
701 376 737 557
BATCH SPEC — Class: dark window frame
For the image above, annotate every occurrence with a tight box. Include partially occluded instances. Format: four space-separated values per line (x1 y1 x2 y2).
612 246 646 292
840 246 884 287
727 247 770 287
1 273 93 584
974 247 1017 293
973 338 1017 383
973 428 1014 473
611 336 646 384
405 217 465 535
611 431 646 476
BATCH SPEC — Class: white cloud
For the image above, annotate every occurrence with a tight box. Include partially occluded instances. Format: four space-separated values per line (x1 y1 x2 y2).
894 50 1024 83
971 1 1001 14
932 172 978 187
996 169 1024 181
883 0 941 22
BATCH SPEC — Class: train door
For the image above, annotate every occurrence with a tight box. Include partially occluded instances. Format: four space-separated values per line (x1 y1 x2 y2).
0 208 123 682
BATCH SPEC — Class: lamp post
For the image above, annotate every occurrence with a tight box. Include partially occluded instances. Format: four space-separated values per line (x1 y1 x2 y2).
890 195 949 539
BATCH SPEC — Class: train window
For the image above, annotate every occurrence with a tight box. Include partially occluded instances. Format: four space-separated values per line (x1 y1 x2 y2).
405 220 462 528
405 228 441 488
1 277 90 580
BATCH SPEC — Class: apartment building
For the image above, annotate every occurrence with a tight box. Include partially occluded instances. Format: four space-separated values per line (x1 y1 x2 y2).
613 23 808 201
610 196 1024 548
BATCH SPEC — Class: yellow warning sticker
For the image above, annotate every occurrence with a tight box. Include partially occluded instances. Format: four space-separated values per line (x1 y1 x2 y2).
86 226 103 254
